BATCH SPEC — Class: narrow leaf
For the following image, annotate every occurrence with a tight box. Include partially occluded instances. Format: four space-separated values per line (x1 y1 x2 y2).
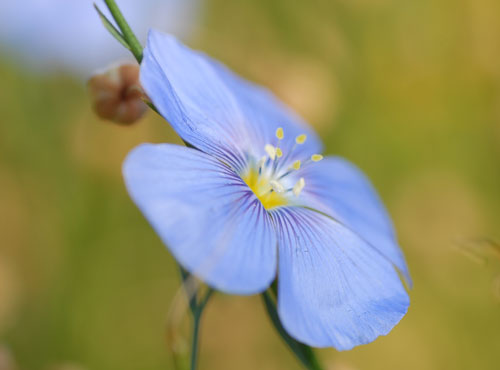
94 4 130 50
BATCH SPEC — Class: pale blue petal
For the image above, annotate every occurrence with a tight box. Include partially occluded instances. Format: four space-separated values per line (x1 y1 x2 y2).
123 144 277 294
296 157 411 285
140 30 321 169
206 58 322 160
272 207 409 350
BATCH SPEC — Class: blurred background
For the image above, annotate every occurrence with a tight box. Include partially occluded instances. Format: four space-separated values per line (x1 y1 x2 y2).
1 0 499 369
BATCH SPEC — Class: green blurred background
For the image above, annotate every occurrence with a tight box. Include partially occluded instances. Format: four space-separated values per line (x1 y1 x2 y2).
1 0 500 369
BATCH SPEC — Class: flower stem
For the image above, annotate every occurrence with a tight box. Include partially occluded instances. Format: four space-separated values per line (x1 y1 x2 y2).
190 309 202 370
261 290 323 370
179 266 213 370
190 288 213 370
103 0 143 62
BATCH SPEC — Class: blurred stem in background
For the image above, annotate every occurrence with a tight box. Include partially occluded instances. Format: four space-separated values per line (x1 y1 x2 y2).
95 1 324 369
180 267 214 370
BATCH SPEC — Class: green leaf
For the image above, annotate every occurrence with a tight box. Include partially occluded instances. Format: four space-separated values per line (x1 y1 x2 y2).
103 0 143 62
261 290 323 370
93 3 130 51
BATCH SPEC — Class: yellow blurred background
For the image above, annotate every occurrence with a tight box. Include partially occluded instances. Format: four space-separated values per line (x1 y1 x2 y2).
1 0 499 369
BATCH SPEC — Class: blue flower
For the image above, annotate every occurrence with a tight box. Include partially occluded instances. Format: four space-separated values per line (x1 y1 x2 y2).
123 30 411 350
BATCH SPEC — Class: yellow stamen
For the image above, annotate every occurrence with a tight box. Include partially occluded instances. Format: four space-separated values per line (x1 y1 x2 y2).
276 127 284 140
292 160 301 170
276 147 283 158
295 134 307 144
242 168 288 209
270 180 285 193
293 177 305 196
265 144 276 160
311 154 323 162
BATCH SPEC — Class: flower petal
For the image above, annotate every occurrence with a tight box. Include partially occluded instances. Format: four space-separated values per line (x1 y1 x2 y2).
123 143 277 294
272 206 409 350
140 30 321 169
206 57 322 160
297 156 411 285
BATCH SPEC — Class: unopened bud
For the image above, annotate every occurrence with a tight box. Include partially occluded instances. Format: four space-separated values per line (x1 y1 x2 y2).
88 63 147 125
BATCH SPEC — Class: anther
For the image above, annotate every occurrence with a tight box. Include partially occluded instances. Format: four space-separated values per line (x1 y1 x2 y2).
276 147 283 158
292 178 305 196
265 144 276 160
277 159 301 180
295 134 307 144
270 180 285 193
276 127 284 140
311 154 323 162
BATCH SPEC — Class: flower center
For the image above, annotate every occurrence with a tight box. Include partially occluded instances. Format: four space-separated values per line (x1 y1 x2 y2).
242 168 289 209
241 128 322 210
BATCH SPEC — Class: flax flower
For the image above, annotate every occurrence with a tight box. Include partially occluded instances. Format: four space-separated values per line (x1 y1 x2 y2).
123 30 411 350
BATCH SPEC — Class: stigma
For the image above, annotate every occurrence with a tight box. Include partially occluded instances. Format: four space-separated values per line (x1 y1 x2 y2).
241 127 322 210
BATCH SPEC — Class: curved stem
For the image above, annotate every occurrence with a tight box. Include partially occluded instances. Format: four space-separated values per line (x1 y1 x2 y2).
262 290 323 370
103 0 143 62
190 288 213 370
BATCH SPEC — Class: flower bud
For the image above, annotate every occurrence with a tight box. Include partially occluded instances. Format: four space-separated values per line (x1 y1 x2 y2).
88 63 147 125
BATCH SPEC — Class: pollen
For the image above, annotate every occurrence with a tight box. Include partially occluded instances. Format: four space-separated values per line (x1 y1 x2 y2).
265 144 276 160
276 127 284 140
241 133 323 209
242 168 288 209
311 154 323 162
292 177 305 196
270 180 285 193
292 160 301 170
295 134 307 144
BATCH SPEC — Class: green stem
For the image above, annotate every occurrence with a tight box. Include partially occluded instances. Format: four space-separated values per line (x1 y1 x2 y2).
190 310 202 370
179 266 197 315
189 289 213 370
262 290 323 370
179 266 213 370
103 0 143 62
